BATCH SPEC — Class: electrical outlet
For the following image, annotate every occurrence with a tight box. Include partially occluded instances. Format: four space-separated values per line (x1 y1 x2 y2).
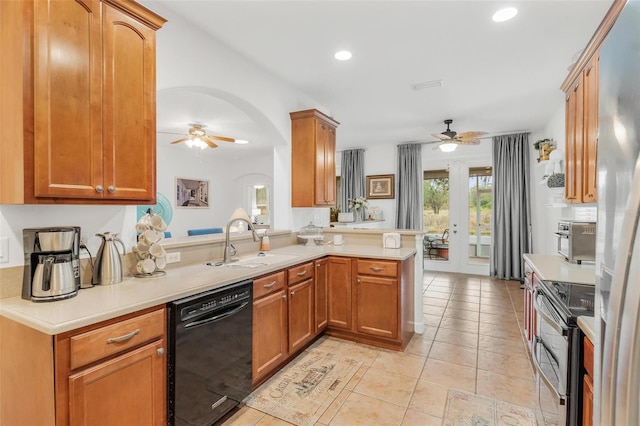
166 252 181 264
0 237 9 263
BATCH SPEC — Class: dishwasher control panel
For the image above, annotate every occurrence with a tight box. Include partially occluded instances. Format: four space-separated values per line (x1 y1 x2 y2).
179 286 251 322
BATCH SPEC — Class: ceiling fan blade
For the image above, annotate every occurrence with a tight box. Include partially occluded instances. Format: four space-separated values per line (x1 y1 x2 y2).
456 139 481 145
431 133 451 141
456 131 489 140
158 131 188 136
208 135 235 143
204 137 219 148
170 137 190 144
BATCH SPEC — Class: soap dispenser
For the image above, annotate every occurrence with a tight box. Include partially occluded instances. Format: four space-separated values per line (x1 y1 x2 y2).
260 235 270 251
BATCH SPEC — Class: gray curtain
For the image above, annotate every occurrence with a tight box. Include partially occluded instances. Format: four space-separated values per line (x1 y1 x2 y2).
340 149 365 216
395 144 423 230
491 133 531 280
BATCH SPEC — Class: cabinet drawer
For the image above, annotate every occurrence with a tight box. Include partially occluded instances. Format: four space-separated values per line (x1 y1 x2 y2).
254 271 286 299
357 259 397 277
584 335 594 378
288 262 314 285
69 308 165 370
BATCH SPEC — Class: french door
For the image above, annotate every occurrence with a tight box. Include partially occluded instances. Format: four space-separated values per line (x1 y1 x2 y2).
423 161 492 275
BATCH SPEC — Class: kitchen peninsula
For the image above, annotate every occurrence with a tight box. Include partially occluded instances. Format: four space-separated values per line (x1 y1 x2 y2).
0 233 419 425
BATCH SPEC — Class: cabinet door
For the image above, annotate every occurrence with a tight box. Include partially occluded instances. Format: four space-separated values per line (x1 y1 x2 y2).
314 121 336 206
288 278 314 353
33 0 104 199
68 339 166 426
102 5 156 201
583 373 594 426
355 275 398 339
582 54 599 203
565 76 584 203
315 258 328 332
253 289 288 383
327 257 352 330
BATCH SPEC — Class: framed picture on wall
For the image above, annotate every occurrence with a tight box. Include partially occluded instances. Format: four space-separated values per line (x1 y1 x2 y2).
366 174 395 199
175 177 209 208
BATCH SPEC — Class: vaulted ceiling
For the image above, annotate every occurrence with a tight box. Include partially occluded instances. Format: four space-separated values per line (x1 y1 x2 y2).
147 0 612 152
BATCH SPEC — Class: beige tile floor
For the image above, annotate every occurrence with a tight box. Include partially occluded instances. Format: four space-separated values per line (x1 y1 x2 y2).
223 271 535 426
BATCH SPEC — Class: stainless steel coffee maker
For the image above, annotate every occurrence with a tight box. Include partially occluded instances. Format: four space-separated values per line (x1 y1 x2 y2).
22 227 81 302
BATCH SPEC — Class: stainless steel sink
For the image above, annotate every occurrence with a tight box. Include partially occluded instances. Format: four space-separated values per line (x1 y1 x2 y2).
207 252 298 268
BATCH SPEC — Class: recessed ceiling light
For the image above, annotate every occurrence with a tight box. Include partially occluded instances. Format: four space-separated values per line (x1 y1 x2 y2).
492 7 518 22
334 50 352 61
235 139 249 145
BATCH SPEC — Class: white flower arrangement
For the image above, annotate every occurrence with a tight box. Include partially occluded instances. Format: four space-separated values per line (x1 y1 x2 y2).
348 197 368 211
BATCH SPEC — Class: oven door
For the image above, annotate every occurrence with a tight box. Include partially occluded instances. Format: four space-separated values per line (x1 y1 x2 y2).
533 288 569 425
554 232 571 259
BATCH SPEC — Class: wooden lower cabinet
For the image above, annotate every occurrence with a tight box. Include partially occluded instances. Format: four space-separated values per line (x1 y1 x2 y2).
288 278 315 353
252 288 288 383
68 340 165 425
0 306 166 426
327 256 353 330
582 335 595 426
326 256 414 350
355 274 398 339
583 373 594 426
315 258 329 332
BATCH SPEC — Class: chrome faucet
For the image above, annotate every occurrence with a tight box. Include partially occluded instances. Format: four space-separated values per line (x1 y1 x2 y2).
222 208 260 264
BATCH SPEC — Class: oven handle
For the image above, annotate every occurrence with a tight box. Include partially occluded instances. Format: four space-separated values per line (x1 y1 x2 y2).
533 289 568 336
532 337 567 406
554 232 569 239
184 301 249 329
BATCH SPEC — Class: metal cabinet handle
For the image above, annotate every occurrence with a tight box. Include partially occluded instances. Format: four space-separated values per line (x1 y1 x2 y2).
263 281 277 288
357 279 361 283
107 185 116 193
95 185 104 193
291 291 296 296
282 295 287 300
157 348 164 356
296 270 307 276
369 266 384 272
106 328 140 344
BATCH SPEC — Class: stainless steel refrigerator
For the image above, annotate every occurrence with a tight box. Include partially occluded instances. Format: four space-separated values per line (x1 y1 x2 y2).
596 0 640 424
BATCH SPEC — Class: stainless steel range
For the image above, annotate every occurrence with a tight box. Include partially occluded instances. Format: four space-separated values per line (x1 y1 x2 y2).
533 280 594 425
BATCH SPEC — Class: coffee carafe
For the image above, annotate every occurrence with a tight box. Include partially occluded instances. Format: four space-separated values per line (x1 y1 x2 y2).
23 227 80 302
92 232 125 285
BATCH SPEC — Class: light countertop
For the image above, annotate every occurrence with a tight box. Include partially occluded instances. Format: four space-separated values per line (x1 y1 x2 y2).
0 244 416 335
523 253 595 285
578 316 596 342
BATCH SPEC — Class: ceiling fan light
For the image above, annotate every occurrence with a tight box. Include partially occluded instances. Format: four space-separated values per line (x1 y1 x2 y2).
439 142 457 153
492 7 518 22
235 139 249 145
185 138 194 148
334 50 352 61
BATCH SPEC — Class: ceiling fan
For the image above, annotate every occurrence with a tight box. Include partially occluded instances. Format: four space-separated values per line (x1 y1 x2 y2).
431 119 488 152
159 123 236 149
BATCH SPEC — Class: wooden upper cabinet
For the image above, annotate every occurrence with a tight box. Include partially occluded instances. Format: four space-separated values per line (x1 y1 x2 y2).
582 54 599 203
560 0 626 204
0 0 165 204
565 75 584 203
290 109 339 207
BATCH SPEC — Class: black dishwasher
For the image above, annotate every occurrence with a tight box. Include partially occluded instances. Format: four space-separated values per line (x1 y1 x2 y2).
168 280 253 426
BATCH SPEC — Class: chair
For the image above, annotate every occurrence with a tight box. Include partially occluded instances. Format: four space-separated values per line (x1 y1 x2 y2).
187 228 223 236
424 229 449 260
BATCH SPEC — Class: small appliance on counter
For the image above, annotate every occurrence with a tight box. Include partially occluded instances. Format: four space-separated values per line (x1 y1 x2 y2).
554 220 596 264
22 226 81 302
92 232 126 285
383 232 401 249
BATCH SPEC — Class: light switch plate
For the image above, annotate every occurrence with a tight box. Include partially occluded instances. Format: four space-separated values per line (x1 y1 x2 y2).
0 237 9 263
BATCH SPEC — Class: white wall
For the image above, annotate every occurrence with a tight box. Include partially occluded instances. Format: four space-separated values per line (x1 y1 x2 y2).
0 3 322 268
